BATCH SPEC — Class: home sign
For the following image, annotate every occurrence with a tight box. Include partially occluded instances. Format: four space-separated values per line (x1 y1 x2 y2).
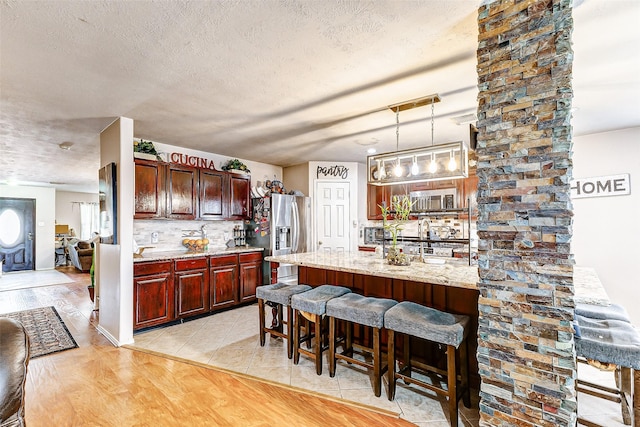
571 173 631 199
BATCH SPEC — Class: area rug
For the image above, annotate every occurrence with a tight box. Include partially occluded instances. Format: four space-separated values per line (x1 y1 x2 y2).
0 270 75 292
0 306 78 358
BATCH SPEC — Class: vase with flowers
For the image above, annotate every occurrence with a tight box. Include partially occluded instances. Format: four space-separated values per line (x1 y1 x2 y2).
379 195 415 266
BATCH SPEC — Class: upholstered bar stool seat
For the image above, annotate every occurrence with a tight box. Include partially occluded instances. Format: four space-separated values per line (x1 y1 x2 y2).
575 305 640 427
290 285 351 375
257 283 311 359
385 301 470 427
326 293 397 397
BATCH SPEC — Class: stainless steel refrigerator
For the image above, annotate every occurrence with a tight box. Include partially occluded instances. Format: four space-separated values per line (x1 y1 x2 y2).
245 193 311 285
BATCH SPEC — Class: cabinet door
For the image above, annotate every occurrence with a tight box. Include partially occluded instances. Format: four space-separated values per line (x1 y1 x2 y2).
134 159 164 219
367 184 386 220
166 164 198 220
239 252 263 302
175 268 209 318
199 169 227 220
134 272 174 330
210 262 238 309
228 175 250 219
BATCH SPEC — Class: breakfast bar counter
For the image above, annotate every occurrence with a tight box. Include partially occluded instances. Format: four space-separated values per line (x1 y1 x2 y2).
266 251 608 388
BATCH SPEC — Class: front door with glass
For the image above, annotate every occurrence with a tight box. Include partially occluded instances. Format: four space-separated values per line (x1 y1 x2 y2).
0 198 35 272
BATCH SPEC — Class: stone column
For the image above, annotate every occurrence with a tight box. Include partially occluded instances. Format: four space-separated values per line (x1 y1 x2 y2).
476 1 575 426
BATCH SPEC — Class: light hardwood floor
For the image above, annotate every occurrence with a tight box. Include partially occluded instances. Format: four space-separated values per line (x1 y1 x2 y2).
0 267 413 427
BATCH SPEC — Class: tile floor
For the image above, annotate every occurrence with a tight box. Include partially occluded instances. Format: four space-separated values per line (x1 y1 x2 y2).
130 304 631 427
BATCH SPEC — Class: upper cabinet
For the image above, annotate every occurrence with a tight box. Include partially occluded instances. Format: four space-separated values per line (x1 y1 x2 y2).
134 159 165 219
228 174 250 220
199 169 227 220
134 159 250 220
166 164 198 220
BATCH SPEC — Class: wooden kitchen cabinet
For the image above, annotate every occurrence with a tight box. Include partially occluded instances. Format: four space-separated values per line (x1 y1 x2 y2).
174 257 209 318
133 260 174 330
166 164 198 220
199 169 227 220
228 174 250 220
209 254 238 309
366 183 410 220
134 159 164 219
239 252 262 302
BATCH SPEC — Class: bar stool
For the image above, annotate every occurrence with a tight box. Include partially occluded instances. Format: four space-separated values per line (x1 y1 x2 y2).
326 293 397 397
575 303 640 427
257 283 312 359
290 285 351 375
385 301 470 427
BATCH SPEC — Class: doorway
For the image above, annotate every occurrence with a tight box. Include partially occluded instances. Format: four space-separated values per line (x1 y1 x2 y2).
315 181 351 254
0 198 36 272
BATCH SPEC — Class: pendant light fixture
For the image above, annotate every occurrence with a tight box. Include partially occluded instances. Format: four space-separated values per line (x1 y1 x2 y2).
368 94 469 186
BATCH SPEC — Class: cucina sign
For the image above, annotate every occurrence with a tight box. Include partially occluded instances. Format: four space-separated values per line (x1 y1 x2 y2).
571 173 631 199
169 153 217 170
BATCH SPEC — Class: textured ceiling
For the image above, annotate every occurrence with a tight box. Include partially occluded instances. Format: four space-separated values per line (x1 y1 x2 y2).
1 0 639 193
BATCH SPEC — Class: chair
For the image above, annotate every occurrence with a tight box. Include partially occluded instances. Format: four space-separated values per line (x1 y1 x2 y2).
290 285 351 375
68 240 94 272
575 303 640 427
0 317 30 427
326 293 397 397
385 301 470 427
256 283 311 359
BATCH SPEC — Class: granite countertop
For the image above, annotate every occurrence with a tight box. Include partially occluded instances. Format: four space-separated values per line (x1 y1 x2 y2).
265 251 609 303
134 246 263 262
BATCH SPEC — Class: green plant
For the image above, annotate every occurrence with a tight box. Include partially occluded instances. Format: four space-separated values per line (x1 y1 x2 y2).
379 195 414 248
221 158 250 173
133 139 158 155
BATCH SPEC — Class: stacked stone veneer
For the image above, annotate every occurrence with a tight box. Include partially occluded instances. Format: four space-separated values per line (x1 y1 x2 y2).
476 1 575 426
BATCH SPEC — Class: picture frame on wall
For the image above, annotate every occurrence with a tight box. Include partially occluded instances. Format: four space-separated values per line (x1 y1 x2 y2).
99 162 117 244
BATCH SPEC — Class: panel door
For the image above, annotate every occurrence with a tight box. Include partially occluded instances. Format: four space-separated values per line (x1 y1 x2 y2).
199 169 227 219
175 269 210 318
134 159 164 219
134 272 174 330
210 264 238 309
239 261 261 302
0 198 35 272
228 175 250 219
166 164 198 220
315 181 350 254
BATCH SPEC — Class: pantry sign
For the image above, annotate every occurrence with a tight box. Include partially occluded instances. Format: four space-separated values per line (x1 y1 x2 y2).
571 173 630 199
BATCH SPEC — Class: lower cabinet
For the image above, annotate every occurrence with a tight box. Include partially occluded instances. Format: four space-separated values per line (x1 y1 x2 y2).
174 257 209 318
239 252 262 302
134 251 263 331
133 261 174 330
209 254 239 310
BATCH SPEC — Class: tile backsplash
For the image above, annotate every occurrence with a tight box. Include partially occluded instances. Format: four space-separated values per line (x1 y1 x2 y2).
134 220 243 253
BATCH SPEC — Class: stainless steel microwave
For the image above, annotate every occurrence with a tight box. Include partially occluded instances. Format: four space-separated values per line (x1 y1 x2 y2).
363 227 385 245
410 188 457 211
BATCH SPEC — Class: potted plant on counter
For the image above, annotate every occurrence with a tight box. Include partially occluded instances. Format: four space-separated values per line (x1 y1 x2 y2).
221 158 250 174
379 195 414 266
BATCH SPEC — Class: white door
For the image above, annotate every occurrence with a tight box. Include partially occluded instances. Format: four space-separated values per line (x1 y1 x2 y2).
315 181 350 254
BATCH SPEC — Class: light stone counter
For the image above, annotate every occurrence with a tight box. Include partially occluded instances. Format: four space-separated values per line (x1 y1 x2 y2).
265 251 609 303
134 246 263 262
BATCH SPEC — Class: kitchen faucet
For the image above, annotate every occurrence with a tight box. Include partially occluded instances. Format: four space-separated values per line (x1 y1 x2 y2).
418 218 430 262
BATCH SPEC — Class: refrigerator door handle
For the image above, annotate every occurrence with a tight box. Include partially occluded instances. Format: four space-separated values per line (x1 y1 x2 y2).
291 199 299 253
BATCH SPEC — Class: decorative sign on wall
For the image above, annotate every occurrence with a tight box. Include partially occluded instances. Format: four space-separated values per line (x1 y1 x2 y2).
571 173 631 199
170 153 216 170
317 165 349 179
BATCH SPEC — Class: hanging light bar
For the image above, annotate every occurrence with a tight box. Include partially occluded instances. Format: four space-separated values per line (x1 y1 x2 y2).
367 141 468 186
367 93 468 186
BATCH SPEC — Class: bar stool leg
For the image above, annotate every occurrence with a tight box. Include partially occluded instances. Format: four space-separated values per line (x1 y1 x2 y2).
447 345 459 427
258 298 266 347
373 327 381 397
387 329 396 401
314 313 323 375
286 305 294 359
293 309 301 364
329 316 337 377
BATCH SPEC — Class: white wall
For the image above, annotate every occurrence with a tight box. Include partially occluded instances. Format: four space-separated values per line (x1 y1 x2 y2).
572 127 640 326
0 185 55 270
55 190 99 237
